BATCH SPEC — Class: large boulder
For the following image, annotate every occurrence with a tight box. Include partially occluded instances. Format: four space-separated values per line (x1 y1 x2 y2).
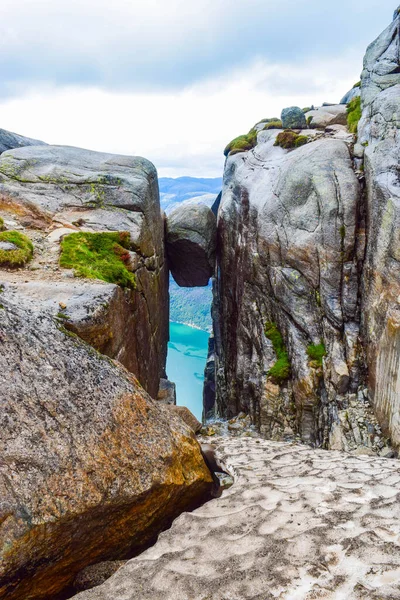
166 204 216 287
0 127 46 155
0 145 168 398
280 106 306 129
0 288 213 600
358 7 400 448
305 104 348 128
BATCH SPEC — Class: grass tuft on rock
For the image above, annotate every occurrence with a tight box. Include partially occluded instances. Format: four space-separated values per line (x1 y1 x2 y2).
0 230 33 267
60 231 136 289
265 322 290 383
307 343 326 367
347 96 362 134
262 120 283 130
274 130 308 150
224 129 258 157
0 217 6 232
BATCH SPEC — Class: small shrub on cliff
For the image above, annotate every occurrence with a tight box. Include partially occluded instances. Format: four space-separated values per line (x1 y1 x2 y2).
60 231 136 289
347 96 361 134
274 130 308 150
224 129 258 157
0 230 33 267
307 343 326 367
265 322 290 383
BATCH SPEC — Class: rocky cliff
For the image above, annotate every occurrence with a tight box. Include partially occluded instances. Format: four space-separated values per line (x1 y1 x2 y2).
0 142 214 600
209 8 400 453
0 145 168 397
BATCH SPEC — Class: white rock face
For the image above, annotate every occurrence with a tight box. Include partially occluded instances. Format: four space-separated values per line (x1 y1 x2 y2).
73 437 400 600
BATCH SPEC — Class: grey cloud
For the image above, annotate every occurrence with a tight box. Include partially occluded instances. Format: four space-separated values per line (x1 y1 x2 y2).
0 0 395 97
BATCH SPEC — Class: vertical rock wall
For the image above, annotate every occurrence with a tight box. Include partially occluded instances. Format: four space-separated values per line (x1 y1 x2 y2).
359 7 400 447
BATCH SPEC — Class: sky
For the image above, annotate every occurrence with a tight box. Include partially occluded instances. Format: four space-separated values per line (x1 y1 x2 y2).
0 0 396 177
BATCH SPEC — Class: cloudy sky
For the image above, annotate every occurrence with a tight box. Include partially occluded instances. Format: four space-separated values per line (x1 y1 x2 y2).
0 0 396 177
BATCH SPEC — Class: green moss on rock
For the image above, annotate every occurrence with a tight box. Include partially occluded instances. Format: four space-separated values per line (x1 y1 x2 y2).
262 120 283 130
224 129 258 157
0 217 6 232
0 231 34 267
60 231 136 289
265 322 290 383
274 130 308 150
347 96 361 134
307 343 326 367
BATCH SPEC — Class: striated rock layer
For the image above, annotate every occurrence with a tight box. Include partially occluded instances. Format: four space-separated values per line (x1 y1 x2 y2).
0 289 213 600
73 436 400 600
0 145 168 397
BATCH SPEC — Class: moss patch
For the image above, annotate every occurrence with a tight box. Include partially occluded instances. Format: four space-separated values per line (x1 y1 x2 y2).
60 231 136 289
274 130 308 150
0 217 6 232
307 343 326 367
265 322 290 383
224 129 258 157
262 120 282 130
0 231 34 267
353 81 361 88
347 96 361 134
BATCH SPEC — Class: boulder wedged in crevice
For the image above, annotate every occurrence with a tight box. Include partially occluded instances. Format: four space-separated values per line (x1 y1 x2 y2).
166 204 217 287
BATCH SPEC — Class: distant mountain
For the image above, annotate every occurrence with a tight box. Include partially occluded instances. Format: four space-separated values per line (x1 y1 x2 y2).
159 176 222 214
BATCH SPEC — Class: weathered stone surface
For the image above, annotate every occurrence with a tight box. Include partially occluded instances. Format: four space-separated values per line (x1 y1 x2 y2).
305 104 347 128
74 561 126 593
0 145 168 398
0 289 213 600
280 106 306 129
358 8 400 448
166 204 217 287
340 85 361 104
0 127 46 155
167 405 202 433
212 128 369 446
157 378 177 405
73 437 400 600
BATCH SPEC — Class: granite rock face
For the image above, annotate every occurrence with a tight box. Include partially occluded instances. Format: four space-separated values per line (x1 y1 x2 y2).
206 10 400 453
0 127 46 155
0 145 168 398
72 437 400 600
281 106 306 129
212 128 369 447
0 289 213 600
358 7 400 448
166 204 217 287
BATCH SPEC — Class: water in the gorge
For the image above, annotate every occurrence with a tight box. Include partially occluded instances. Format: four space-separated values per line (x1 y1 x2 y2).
166 322 210 421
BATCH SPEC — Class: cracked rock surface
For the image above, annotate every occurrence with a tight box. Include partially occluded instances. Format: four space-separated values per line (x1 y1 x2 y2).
73 436 400 600
0 289 213 600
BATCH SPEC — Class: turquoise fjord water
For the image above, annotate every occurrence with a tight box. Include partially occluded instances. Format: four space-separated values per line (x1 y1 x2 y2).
166 322 210 421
